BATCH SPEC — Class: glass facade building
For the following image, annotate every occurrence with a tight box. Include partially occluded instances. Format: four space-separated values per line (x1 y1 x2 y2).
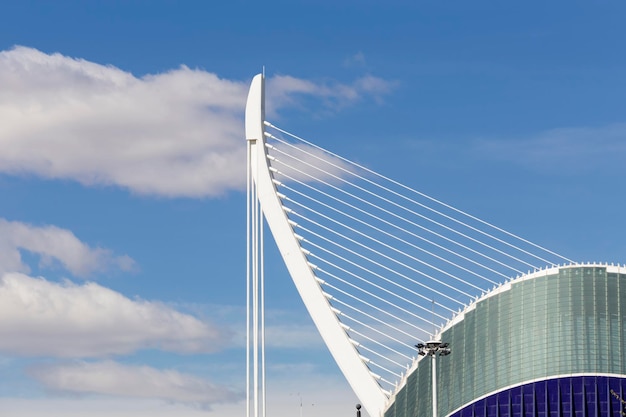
384 264 626 417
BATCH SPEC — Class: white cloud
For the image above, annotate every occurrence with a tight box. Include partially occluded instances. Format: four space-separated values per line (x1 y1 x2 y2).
0 218 134 277
0 397 222 417
0 272 227 357
0 398 203 417
0 373 359 417
178 302 326 350
29 360 242 409
0 46 247 198
0 46 394 198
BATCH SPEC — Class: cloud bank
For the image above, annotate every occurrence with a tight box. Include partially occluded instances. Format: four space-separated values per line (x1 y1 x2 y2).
0 46 395 414
0 46 393 198
0 272 227 357
30 361 242 409
0 218 134 277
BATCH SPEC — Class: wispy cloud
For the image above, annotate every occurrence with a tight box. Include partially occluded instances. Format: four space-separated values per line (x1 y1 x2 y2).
343 52 367 68
0 374 357 417
267 74 395 114
29 360 242 409
475 123 626 173
263 323 325 349
0 398 225 417
0 46 394 198
0 218 134 277
0 273 228 357
265 138 358 186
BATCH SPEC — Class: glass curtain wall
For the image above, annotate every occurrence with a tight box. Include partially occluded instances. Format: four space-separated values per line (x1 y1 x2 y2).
384 266 626 417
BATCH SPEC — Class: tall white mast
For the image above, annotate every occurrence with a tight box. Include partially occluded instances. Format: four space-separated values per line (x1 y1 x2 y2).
245 73 388 417
246 74 266 417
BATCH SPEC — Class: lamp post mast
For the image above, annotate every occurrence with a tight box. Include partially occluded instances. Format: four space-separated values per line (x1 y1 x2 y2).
431 351 437 417
416 341 451 417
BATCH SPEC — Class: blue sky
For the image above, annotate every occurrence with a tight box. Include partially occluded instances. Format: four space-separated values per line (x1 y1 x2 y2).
1 1 626 416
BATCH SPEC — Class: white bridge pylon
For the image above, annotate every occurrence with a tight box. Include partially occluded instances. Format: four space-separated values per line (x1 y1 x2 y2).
245 73 572 417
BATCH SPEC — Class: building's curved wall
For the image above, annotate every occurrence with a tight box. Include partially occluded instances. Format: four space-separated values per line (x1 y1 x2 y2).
384 265 626 417
450 375 626 417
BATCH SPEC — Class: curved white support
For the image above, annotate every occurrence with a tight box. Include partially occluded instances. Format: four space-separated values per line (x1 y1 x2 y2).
246 73 388 417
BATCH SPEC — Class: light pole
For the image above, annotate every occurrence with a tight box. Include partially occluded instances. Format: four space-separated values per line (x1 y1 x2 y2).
416 341 450 417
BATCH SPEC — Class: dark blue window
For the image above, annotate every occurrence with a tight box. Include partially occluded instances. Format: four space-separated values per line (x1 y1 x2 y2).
448 376 626 417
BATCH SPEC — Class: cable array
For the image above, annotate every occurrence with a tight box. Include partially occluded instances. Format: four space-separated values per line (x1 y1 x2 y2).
263 121 572 392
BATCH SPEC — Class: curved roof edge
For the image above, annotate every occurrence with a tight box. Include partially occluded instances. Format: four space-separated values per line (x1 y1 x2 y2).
385 261 626 412
439 262 626 336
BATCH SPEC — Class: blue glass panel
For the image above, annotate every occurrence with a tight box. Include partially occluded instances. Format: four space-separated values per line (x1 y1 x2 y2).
485 393 497 417
535 380 546 417
511 386 522 417
560 378 572 417
572 378 584 417
474 399 486 417
460 405 474 417
521 389 531 416
498 391 511 417
546 379 560 417
584 376 597 417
